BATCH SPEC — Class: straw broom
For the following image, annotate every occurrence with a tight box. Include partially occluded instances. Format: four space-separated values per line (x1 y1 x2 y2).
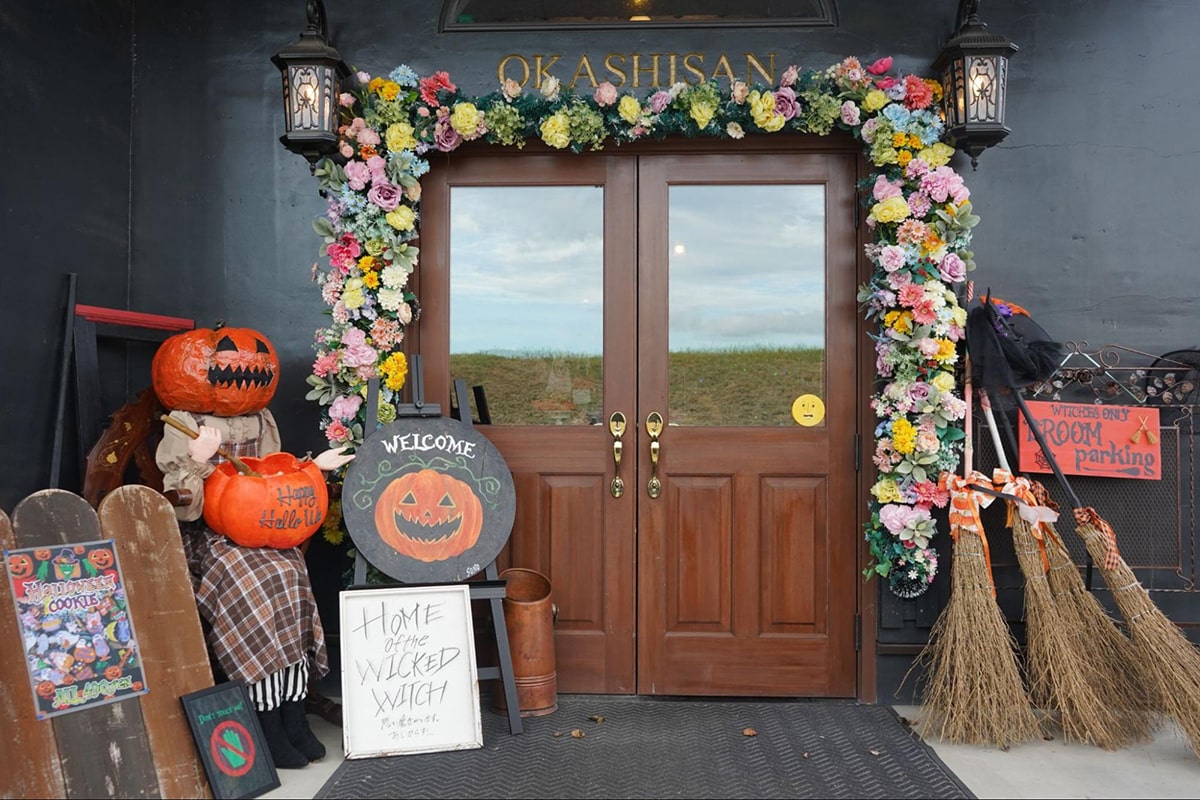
1000 475 1137 749
912 299 1038 747
914 468 1040 748
1074 506 1200 758
986 395 1157 745
980 396 1134 750
1031 480 1157 744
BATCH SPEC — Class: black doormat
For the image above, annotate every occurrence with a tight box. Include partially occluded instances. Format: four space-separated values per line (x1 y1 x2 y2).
315 696 974 799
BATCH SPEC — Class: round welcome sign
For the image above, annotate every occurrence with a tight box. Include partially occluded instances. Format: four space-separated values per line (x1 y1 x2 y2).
342 417 516 583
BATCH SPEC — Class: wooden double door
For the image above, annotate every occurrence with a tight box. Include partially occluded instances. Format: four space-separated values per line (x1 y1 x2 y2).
422 144 860 697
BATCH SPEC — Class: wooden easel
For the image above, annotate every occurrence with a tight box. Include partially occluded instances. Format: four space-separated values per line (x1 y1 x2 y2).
348 357 523 735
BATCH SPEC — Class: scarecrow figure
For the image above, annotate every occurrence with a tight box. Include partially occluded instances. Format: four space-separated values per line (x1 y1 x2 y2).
153 324 353 769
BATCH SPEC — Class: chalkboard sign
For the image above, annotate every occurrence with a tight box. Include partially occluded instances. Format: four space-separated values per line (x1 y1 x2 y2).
340 584 482 758
341 416 516 583
181 681 279 800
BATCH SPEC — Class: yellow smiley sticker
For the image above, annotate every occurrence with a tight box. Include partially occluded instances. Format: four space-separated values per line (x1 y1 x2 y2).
791 394 826 427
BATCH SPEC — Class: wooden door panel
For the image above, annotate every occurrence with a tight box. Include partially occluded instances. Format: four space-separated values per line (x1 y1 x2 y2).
667 475 733 629
761 476 825 632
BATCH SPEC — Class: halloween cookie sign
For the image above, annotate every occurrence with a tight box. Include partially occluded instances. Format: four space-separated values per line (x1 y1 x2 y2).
5 539 149 718
342 417 516 583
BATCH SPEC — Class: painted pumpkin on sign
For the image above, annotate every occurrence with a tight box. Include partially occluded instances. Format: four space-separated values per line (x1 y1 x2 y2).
203 452 329 549
151 324 279 417
8 553 34 579
87 548 114 570
374 469 484 562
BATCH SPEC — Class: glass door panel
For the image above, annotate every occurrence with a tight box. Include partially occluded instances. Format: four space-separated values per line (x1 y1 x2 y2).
449 186 605 425
667 184 826 427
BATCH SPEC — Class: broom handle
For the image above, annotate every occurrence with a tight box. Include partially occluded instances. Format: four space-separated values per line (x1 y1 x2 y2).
159 414 259 477
979 392 1011 473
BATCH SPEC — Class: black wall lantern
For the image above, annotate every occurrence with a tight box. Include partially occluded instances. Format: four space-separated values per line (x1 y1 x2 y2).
932 0 1018 169
271 0 350 172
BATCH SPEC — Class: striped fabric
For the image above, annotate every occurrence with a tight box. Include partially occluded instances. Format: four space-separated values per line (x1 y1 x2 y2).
248 659 310 712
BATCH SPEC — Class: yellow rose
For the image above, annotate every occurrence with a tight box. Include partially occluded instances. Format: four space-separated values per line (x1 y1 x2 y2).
689 99 716 129
386 206 416 231
342 278 365 309
871 196 911 224
871 479 904 503
950 305 968 328
539 111 571 149
450 102 482 138
618 95 641 124
918 142 955 168
750 91 780 130
385 122 417 152
930 371 955 394
863 90 889 112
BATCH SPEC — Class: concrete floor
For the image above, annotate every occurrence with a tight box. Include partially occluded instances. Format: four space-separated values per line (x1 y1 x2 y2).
262 701 1200 799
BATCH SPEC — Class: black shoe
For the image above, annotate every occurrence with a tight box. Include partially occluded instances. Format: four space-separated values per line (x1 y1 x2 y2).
257 707 309 769
281 698 327 762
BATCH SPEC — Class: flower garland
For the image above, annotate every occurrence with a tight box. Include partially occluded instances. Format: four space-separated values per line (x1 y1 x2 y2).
307 56 975 598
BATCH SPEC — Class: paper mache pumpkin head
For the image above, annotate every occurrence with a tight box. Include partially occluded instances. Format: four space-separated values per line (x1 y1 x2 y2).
152 324 280 416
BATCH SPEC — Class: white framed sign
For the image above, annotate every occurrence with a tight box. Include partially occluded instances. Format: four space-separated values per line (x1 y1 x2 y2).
340 584 482 758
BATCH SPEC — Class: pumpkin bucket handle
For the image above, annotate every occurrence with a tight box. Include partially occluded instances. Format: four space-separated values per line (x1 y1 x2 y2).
160 414 261 477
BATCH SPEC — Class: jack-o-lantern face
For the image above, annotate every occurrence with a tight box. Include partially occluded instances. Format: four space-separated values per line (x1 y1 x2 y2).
374 469 484 562
7 554 33 579
151 325 279 416
87 548 114 570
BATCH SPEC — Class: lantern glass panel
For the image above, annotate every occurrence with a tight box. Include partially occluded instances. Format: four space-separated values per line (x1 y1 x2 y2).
966 55 1005 124
289 66 324 131
942 57 968 127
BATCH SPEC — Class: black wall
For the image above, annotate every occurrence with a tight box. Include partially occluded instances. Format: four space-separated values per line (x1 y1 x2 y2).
4 0 1199 698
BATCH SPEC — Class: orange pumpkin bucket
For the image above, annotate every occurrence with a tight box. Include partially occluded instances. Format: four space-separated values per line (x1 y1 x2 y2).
202 452 329 548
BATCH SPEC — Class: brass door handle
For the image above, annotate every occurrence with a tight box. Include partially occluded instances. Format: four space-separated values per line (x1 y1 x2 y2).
646 411 663 499
608 411 627 498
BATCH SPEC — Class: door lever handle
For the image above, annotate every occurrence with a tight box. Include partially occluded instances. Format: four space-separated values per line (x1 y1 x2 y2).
646 411 663 499
608 411 627 498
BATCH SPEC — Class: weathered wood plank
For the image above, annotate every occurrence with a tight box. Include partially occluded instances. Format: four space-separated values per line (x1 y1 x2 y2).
1 506 67 799
11 490 161 799
99 485 214 799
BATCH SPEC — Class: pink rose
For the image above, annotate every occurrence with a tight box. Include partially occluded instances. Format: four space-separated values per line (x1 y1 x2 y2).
872 174 904 202
434 120 462 152
649 91 672 113
344 160 371 191
357 127 381 147
338 92 356 107
939 252 967 283
356 71 370 85
867 57 893 76
840 100 860 126
780 65 799 87
502 78 522 100
366 155 387 180
731 81 749 105
368 180 402 211
879 245 906 273
594 81 618 107
773 86 800 120
338 142 354 159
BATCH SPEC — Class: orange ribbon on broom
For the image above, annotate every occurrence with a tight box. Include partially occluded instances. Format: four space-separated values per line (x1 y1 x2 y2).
939 470 999 597
1073 506 1123 571
993 469 1061 574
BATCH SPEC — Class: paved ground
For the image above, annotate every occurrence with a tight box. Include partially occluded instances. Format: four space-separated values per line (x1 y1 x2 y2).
262 703 1200 799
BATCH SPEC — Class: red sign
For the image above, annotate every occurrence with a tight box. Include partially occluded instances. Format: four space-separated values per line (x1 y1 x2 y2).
210 720 256 778
1018 401 1161 480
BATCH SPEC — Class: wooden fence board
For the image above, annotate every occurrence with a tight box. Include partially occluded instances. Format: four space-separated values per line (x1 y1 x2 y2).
0 507 66 799
99 485 214 799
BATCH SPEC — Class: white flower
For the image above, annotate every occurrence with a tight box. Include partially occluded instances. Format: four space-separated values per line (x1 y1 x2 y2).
539 76 561 101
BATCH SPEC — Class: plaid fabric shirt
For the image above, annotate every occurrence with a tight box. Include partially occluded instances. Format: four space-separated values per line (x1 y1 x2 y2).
182 524 328 685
